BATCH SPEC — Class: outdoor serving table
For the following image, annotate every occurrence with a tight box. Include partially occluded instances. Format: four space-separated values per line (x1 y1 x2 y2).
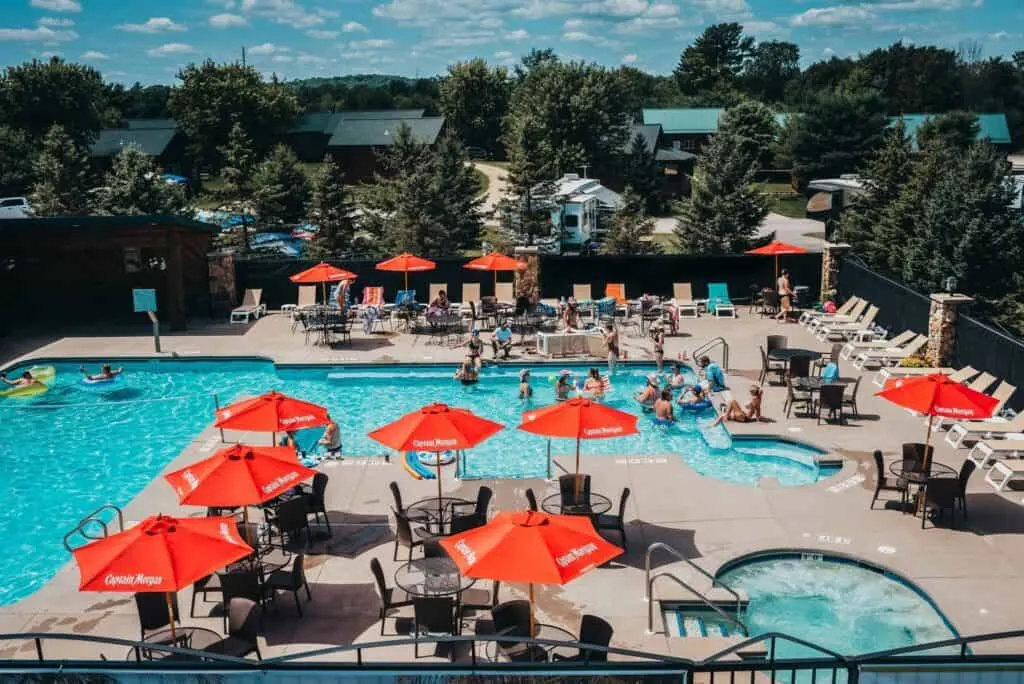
406 496 473 536
888 459 958 516
394 557 475 598
126 626 222 661
792 377 855 393
540 492 612 517
484 622 579 662
536 331 605 358
768 348 823 362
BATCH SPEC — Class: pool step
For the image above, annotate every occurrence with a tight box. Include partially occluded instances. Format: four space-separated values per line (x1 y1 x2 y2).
663 601 748 639
676 613 745 638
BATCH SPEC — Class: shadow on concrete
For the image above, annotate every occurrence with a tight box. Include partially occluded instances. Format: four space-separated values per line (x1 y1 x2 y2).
310 512 392 559
262 582 381 648
608 522 701 571
963 493 1024 535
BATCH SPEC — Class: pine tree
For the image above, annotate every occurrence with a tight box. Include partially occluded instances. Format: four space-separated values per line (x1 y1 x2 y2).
621 133 662 215
429 129 484 252
217 120 257 253
252 144 310 227
500 117 555 246
98 144 186 216
306 154 356 260
674 129 768 254
600 187 661 255
29 124 92 216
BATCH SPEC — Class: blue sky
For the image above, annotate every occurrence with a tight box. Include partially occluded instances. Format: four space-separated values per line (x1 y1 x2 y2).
0 0 1020 84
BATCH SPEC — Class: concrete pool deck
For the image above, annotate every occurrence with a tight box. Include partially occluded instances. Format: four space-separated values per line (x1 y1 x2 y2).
2 312 1024 663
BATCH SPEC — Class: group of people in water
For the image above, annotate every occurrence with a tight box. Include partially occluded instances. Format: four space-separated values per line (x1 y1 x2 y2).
633 357 763 427
0 364 122 388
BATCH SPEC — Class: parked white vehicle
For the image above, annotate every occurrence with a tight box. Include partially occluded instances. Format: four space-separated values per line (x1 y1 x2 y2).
0 197 31 219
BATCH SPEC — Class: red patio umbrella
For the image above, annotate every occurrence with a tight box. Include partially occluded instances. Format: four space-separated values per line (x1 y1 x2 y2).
745 240 808 281
464 253 527 296
518 398 639 478
290 261 358 305
376 253 437 293
440 510 622 636
368 403 503 513
214 390 331 445
72 514 253 640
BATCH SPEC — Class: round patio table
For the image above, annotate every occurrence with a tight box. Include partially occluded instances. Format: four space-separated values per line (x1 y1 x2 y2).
394 557 475 598
792 377 855 392
484 622 579 662
889 459 957 484
126 626 222 661
407 496 473 536
540 492 612 516
768 348 823 362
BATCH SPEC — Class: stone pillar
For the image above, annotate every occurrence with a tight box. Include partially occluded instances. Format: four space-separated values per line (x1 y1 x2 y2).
926 293 973 367
514 246 541 304
819 242 850 302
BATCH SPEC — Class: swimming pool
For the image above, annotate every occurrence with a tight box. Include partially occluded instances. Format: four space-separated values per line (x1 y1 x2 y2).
0 359 838 606
717 553 958 658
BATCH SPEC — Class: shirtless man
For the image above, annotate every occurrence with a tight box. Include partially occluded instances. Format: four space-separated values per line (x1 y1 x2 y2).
654 389 675 422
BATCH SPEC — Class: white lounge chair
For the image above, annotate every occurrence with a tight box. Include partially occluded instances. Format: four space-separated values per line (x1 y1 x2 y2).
852 335 927 370
807 299 868 333
842 330 916 360
985 459 1024 491
429 283 448 305
459 282 481 316
495 281 515 306
815 305 879 342
946 412 1024 449
230 288 266 323
799 297 861 327
871 360 964 388
573 283 592 301
672 282 698 319
282 285 316 315
967 439 1024 469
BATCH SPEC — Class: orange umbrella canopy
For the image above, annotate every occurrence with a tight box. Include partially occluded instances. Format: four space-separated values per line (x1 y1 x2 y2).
376 253 437 273
289 262 357 283
464 253 528 272
745 240 808 256
876 373 1000 420
368 402 503 453
164 444 317 507
518 398 639 475
214 390 331 434
72 514 252 592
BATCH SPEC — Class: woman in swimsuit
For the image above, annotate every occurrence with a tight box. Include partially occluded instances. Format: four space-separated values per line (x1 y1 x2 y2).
602 323 619 376
711 385 763 426
465 330 484 371
455 359 479 385
582 367 604 398
555 372 573 401
652 325 665 373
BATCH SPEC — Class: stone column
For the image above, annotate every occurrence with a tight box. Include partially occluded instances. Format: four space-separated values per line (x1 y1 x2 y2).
513 246 541 304
926 293 973 367
819 242 850 302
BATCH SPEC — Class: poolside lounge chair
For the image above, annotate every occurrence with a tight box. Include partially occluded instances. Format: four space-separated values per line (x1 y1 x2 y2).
459 282 481 315
672 282 698 318
814 305 879 342
605 283 626 305
230 289 266 323
282 286 316 315
967 439 1024 468
851 335 927 370
706 283 736 318
985 460 1024 492
946 411 1024 449
429 283 448 305
872 361 975 388
841 329 916 360
495 282 515 306
807 299 869 333
799 297 861 327
573 284 592 301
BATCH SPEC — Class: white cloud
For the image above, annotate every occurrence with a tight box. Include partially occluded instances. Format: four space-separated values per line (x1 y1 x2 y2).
248 42 286 55
272 54 293 62
307 29 338 38
348 38 393 48
988 30 1021 40
343 21 368 32
563 18 586 29
622 53 638 63
206 0 236 7
146 42 195 56
209 13 248 27
39 51 62 58
790 6 875 25
494 50 513 59
644 2 678 18
117 18 187 34
563 31 594 40
30 0 81 12
81 50 110 59
0 25 77 42
38 17 75 27
864 0 972 9
822 46 836 56
240 0 326 28
504 28 529 40
297 53 328 62
743 19 786 35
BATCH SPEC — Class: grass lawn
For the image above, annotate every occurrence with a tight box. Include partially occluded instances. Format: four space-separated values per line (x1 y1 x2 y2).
767 197 808 219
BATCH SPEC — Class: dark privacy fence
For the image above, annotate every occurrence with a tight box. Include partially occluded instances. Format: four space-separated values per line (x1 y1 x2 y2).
235 254 824 309
838 257 931 336
956 315 1024 412
539 253 822 303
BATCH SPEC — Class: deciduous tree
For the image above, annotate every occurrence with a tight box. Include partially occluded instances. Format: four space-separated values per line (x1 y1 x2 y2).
0 58 107 145
439 59 509 156
28 124 92 217
97 145 187 216
718 100 778 169
742 41 800 103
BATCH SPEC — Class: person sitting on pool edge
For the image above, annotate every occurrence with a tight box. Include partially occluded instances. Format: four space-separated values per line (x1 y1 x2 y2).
518 369 532 399
633 373 660 409
698 355 727 392
582 367 604 399
318 414 342 460
555 371 574 401
654 389 675 423
0 370 42 387
455 359 479 385
491 321 513 359
79 364 123 381
711 385 764 426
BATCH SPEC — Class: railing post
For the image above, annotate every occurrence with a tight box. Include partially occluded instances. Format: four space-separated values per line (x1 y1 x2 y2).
214 393 226 443
546 440 552 481
34 638 42 661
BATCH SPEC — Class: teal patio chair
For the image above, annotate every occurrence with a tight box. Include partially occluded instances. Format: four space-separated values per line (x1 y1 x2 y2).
707 283 737 319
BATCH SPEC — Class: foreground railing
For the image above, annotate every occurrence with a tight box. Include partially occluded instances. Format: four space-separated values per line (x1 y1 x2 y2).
5 629 1024 681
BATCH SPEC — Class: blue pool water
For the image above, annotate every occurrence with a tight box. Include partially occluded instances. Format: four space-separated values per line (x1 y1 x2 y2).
0 359 839 606
718 555 958 658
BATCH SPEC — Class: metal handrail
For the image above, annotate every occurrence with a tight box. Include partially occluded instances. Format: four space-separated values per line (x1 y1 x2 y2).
647 572 747 635
645 542 742 614
692 336 729 370
62 503 124 552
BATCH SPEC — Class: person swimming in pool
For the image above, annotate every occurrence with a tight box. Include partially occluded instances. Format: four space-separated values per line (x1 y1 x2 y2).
555 371 574 401
711 385 764 426
582 367 604 398
668 363 687 389
654 388 675 422
0 371 42 387
79 364 123 381
678 383 706 405
518 369 532 399
633 373 659 409
318 414 342 459
455 359 479 385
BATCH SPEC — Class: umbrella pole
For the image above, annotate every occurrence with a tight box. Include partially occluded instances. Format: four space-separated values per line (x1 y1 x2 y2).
916 415 936 515
404 271 409 293
436 456 443 519
528 583 536 644
494 270 498 297
165 592 177 642
574 436 582 500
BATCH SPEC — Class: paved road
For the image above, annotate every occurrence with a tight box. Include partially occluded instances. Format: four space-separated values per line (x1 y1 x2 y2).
471 161 510 224
653 212 827 252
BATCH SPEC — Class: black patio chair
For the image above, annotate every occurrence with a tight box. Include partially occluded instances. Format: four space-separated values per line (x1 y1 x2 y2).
842 376 862 417
788 355 812 380
480 296 500 329
813 343 843 376
902 443 934 474
218 569 274 632
390 481 429 525
393 508 425 561
423 538 447 558
452 486 493 528
468 300 488 331
759 345 786 385
525 488 538 511
460 579 500 616
784 381 813 418
266 553 312 617
956 459 976 520
553 614 614 662
413 597 459 659
449 515 483 535
921 477 959 529
189 573 222 618
766 335 788 353
370 557 413 636
559 473 591 508
305 472 331 537
595 487 630 550
491 600 544 662
870 450 907 510
201 598 262 660
267 496 311 547
134 591 181 642
760 290 780 318
817 383 846 425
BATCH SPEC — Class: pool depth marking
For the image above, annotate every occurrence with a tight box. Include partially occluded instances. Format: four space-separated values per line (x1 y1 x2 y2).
827 473 866 493
802 532 852 545
615 457 669 465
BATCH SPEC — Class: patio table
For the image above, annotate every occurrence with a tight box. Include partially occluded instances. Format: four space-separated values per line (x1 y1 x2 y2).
888 460 957 516
126 626 222 661
394 557 475 598
484 622 579 662
407 496 473 536
540 492 612 517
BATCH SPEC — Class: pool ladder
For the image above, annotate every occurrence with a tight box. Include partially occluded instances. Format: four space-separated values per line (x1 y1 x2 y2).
691 337 729 370
645 542 747 636
62 504 125 552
